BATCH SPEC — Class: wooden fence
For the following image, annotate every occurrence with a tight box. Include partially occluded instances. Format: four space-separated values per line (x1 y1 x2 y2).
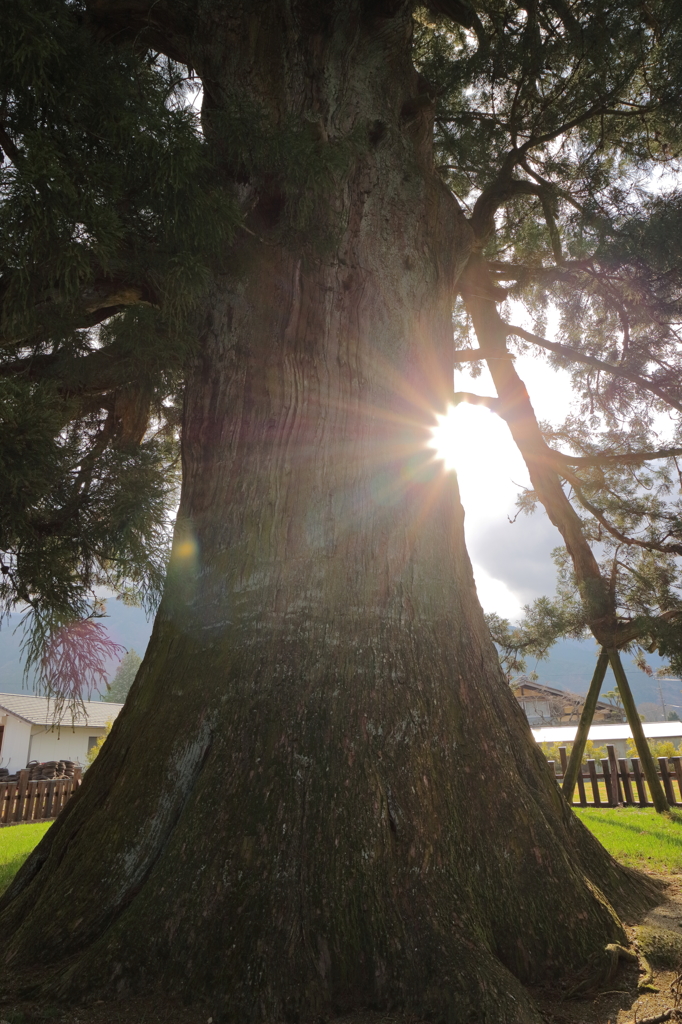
0 768 82 826
549 744 682 807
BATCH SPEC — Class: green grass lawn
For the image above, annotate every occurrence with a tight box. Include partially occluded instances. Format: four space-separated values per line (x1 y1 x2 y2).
575 806 682 873
0 821 52 894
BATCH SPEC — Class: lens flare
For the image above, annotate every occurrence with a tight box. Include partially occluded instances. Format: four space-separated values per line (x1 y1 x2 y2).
428 405 461 472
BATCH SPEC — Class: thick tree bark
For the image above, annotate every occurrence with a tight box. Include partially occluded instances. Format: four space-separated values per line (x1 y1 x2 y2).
0 3 659 1021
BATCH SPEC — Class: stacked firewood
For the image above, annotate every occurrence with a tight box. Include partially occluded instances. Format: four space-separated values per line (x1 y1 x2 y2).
25 760 77 781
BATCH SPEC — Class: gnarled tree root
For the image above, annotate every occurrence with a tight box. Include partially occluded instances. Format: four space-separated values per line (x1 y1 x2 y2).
566 942 638 998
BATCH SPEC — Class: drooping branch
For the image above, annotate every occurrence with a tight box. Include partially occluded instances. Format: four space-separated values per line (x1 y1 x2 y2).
571 483 682 557
506 323 682 413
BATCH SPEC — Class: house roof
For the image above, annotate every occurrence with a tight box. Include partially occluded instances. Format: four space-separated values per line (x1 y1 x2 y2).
513 678 624 723
514 679 620 712
0 692 123 728
532 722 682 744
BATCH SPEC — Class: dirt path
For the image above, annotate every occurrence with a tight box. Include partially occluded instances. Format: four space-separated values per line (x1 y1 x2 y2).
533 871 682 1024
2 874 682 1024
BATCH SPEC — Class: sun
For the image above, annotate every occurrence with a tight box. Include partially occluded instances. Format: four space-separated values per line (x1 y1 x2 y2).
428 405 461 472
428 401 531 508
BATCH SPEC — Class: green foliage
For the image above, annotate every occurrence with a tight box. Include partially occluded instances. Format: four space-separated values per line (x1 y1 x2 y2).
486 595 585 679
540 740 607 764
0 0 236 699
85 719 112 767
0 0 237 341
103 648 141 704
626 738 682 760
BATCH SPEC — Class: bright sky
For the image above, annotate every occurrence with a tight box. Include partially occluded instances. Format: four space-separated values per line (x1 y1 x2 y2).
430 326 575 620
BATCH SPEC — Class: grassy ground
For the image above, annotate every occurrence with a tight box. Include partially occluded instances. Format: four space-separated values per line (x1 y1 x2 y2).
0 821 51 894
575 805 682 872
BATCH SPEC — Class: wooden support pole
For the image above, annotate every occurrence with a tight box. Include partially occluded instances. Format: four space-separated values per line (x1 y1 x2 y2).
562 649 610 803
608 648 669 813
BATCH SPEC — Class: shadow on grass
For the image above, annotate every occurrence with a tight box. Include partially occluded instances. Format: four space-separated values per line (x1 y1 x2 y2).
585 813 682 851
0 853 30 895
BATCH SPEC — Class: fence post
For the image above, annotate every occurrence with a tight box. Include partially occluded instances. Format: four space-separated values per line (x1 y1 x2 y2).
601 759 614 807
607 745 622 806
658 757 676 806
587 759 601 805
618 758 634 805
671 756 682 804
13 769 29 822
558 746 568 779
631 757 648 806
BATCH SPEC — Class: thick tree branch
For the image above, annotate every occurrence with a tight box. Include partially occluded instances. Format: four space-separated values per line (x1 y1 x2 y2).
452 390 500 411
0 278 153 350
470 174 542 243
506 323 682 413
83 0 193 64
460 255 647 648
423 0 489 51
554 446 682 468
453 348 514 362
0 342 138 397
0 124 21 164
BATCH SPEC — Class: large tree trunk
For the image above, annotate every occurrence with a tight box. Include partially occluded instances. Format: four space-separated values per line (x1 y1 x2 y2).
0 3 658 1021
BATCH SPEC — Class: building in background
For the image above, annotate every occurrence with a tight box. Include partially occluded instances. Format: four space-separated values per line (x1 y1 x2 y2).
0 693 124 772
533 721 682 759
512 678 625 726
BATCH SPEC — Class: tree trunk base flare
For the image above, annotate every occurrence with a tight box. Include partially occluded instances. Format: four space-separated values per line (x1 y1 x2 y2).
0 614 662 1023
0 4 661 1022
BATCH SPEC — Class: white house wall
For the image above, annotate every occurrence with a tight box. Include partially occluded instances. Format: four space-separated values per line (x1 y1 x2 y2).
28 725 108 767
0 714 32 772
